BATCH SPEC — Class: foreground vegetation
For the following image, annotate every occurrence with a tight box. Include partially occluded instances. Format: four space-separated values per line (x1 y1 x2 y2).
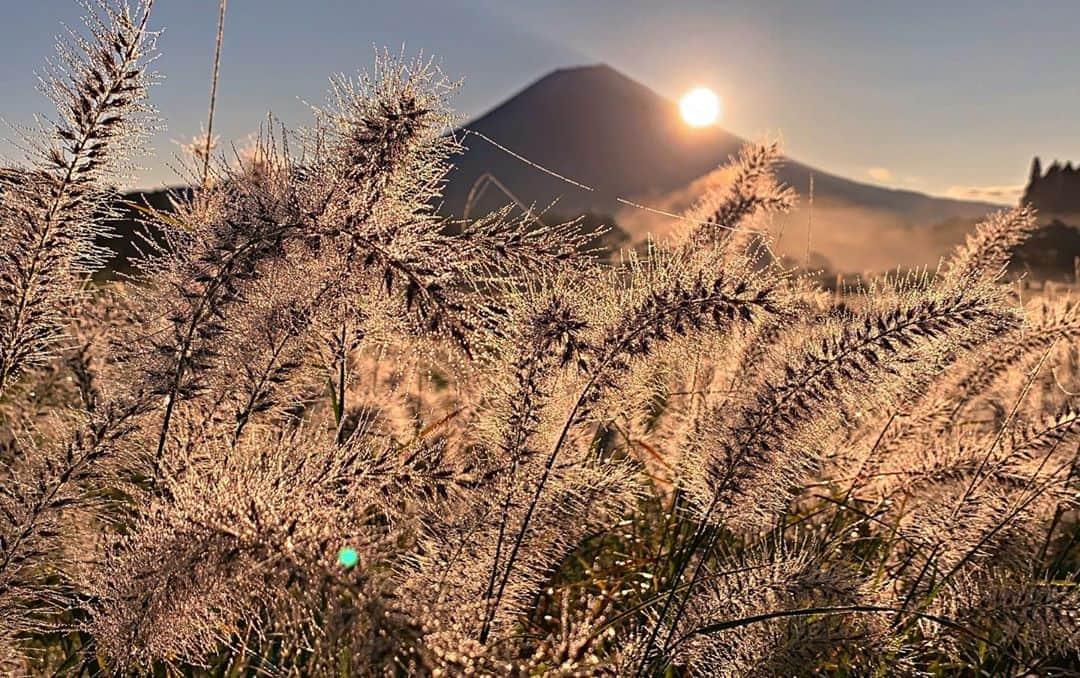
1 2 1077 675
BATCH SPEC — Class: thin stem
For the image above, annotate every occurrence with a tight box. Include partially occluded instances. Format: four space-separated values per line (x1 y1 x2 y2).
825 413 897 538
153 224 294 476
477 373 597 643
333 321 348 442
202 0 227 187
950 341 1056 514
634 497 719 676
657 524 721 654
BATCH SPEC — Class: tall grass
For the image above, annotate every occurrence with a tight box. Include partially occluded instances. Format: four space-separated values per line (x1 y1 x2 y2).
0 3 1077 676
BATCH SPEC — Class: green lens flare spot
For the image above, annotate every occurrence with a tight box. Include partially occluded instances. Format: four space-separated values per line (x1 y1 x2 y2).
337 546 359 569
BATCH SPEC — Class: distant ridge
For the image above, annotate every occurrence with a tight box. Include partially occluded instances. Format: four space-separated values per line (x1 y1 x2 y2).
443 64 998 270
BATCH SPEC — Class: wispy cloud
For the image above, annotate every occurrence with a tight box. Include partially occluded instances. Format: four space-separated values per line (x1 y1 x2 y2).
945 184 1023 205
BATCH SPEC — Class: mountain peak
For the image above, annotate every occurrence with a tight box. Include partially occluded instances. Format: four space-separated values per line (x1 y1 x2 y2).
446 62 742 212
442 63 995 270
546 63 617 77
520 62 659 103
537 63 641 86
481 62 662 121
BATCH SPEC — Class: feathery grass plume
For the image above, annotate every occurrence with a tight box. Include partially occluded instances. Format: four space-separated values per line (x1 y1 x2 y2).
582 247 782 422
456 157 794 657
726 278 828 377
926 570 1080 670
943 205 1038 284
685 279 1017 534
869 402 1078 501
88 426 397 669
357 433 484 518
203 249 336 444
1006 402 1080 461
609 328 737 490
116 131 310 477
462 281 595 635
470 277 593 483
307 55 484 354
603 140 794 408
0 397 148 659
874 435 995 496
885 460 1071 621
864 296 1078 488
587 143 798 669
0 0 157 395
118 67 531 465
472 252 782 644
617 149 801 476
314 52 457 229
0 285 133 430
943 297 1080 411
300 55 582 360
678 140 795 254
412 444 642 645
662 540 895 676
56 285 132 413
653 278 829 477
394 370 644 664
114 57 473 476
894 409 1077 573
897 476 1025 573
853 215 1049 477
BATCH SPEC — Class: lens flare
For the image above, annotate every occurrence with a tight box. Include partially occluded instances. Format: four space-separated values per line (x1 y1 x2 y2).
337 546 359 568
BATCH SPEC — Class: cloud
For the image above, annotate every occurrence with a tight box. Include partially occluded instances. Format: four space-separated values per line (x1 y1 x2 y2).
944 184 1024 205
867 167 892 182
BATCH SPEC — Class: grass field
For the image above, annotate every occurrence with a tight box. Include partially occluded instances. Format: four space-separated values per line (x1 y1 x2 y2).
1 2 1078 676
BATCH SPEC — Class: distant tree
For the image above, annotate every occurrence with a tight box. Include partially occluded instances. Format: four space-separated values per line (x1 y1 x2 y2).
1010 219 1080 281
1023 156 1080 213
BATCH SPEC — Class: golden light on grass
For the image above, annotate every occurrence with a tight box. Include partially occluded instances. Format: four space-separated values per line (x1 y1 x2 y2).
679 86 722 127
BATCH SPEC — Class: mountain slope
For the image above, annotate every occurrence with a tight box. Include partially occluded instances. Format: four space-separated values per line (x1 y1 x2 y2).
443 64 998 270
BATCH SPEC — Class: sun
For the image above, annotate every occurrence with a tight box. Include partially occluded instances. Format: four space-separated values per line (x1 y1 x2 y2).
679 87 722 127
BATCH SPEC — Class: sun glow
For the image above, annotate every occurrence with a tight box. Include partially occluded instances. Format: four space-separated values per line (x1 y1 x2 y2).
679 87 722 127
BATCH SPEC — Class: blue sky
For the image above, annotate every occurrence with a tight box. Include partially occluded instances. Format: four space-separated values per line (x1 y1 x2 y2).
2 0 1079 202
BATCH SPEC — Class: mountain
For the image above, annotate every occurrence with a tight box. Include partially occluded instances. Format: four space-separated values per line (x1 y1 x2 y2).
442 64 999 271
